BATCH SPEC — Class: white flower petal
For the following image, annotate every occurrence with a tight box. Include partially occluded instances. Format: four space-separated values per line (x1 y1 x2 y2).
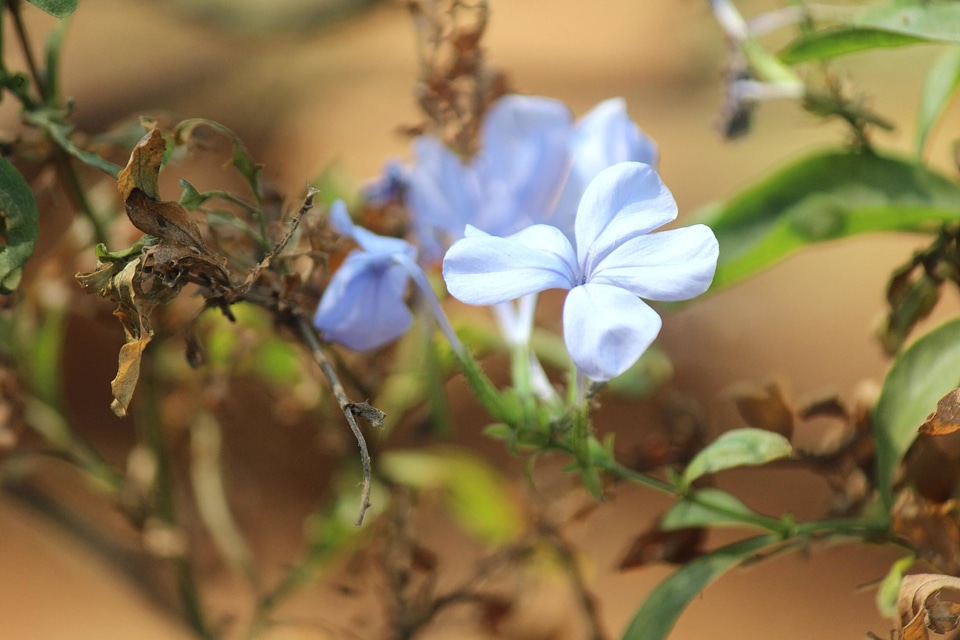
507 224 579 268
572 98 659 179
552 99 659 237
443 229 577 305
563 283 662 381
591 225 719 300
575 162 678 270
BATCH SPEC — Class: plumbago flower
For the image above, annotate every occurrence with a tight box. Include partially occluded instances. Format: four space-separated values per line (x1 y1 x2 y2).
397 94 658 351
405 94 658 252
442 162 719 382
313 200 463 354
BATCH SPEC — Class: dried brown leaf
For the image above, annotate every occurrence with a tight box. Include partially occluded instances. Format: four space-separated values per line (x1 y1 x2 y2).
730 381 794 440
618 525 705 571
111 334 151 418
920 388 960 436
798 395 849 421
126 188 208 252
892 492 960 575
898 574 960 640
117 128 165 201
106 259 155 417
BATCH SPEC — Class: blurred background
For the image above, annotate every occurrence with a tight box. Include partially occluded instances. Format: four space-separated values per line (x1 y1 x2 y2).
3 0 960 638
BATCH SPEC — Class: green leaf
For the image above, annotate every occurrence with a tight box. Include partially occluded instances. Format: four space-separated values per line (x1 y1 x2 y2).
780 28 925 64
253 336 302 386
178 178 209 210
0 157 39 293
660 488 770 531
26 0 77 18
873 318 960 510
380 448 523 544
605 345 673 398
916 44 960 159
621 534 779 640
174 119 262 203
779 1 960 63
43 15 70 107
876 554 915 618
702 151 960 290
682 428 792 487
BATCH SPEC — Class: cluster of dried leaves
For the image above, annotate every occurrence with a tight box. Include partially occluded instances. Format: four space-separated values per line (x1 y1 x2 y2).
879 224 960 356
76 125 317 418
405 0 508 158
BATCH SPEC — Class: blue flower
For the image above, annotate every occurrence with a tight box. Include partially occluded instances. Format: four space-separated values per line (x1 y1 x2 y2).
404 94 658 253
442 162 719 382
313 200 418 351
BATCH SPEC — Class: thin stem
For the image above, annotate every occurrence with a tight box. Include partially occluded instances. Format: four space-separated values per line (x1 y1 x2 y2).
296 314 374 526
396 254 465 357
26 110 123 177
139 366 215 639
541 524 608 640
6 0 46 103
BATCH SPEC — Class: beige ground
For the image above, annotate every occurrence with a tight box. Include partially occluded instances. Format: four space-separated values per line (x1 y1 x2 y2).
4 0 960 638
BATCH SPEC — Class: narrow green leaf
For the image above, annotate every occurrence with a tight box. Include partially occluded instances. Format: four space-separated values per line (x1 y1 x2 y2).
43 15 70 107
682 428 792 487
780 1 960 63
661 488 770 531
621 534 780 640
26 0 77 19
0 157 39 293
702 151 960 290
857 2 960 42
916 44 960 159
876 554 915 618
873 319 960 509
780 28 924 64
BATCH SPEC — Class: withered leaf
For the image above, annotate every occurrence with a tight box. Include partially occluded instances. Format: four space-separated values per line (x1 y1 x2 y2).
892 492 960 576
107 259 155 417
348 401 386 429
111 334 151 418
126 188 209 253
729 381 794 440
117 128 165 201
898 574 960 640
618 524 705 571
920 388 960 436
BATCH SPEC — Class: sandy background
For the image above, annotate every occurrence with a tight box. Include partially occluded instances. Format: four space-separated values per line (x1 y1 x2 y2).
3 0 960 638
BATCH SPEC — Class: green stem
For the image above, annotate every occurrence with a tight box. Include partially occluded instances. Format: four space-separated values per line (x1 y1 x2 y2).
26 110 123 178
6 0 46 103
139 367 215 639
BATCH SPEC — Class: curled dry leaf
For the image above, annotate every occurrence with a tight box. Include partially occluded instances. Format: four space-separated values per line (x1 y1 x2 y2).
126 188 209 253
117 128 165 201
77 258 158 417
729 380 794 439
892 491 960 576
920 388 960 436
898 574 960 640
618 523 705 571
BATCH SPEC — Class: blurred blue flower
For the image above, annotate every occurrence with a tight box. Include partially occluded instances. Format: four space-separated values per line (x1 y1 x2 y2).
405 94 658 253
399 94 657 349
442 162 719 382
313 200 418 351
